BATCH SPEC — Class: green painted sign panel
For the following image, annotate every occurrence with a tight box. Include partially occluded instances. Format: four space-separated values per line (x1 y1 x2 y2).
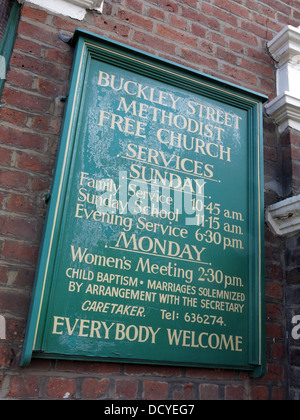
21 29 266 377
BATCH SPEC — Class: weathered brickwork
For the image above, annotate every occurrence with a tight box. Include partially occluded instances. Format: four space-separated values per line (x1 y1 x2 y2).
0 0 299 399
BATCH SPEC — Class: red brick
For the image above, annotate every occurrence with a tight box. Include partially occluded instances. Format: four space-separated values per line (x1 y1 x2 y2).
263 364 285 382
190 23 207 38
261 5 276 18
200 40 214 55
223 25 258 46
201 3 238 26
0 214 37 240
31 176 52 193
6 193 34 215
271 342 284 360
293 161 300 178
0 266 8 284
17 20 68 49
6 320 28 342
0 125 45 151
37 77 66 97
222 64 258 86
0 108 27 127
225 385 245 400
229 40 245 54
0 345 13 368
266 263 283 280
147 0 179 12
46 48 73 66
93 16 131 38
30 116 61 137
217 46 237 65
2 87 52 114
245 0 259 11
2 239 38 265
10 52 69 82
0 289 30 316
181 48 218 70
116 379 138 399
272 387 286 400
291 145 300 160
97 362 121 374
266 303 283 320
46 378 76 399
31 115 55 134
117 8 154 31
265 281 283 300
156 24 198 48
173 383 194 400
143 381 168 400
181 7 204 22
180 0 197 6
199 384 219 400
269 0 291 15
6 69 35 90
13 267 35 289
182 8 220 31
215 0 250 18
14 36 43 56
125 364 181 377
241 58 274 78
211 32 226 47
186 367 235 380
15 152 53 175
0 147 12 166
294 9 300 21
22 5 48 23
250 385 269 400
125 0 144 13
168 15 187 31
0 191 4 209
132 31 176 55
0 168 30 191
8 376 39 398
147 7 165 21
52 16 78 33
55 359 120 374
81 378 110 398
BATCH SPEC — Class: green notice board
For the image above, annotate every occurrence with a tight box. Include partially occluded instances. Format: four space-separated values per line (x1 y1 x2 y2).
21 29 266 376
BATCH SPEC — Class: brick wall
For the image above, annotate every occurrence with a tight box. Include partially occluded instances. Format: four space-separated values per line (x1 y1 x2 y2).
0 0 299 399
282 128 300 399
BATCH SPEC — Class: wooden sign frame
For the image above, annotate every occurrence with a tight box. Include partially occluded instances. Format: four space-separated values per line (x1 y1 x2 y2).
21 29 266 377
